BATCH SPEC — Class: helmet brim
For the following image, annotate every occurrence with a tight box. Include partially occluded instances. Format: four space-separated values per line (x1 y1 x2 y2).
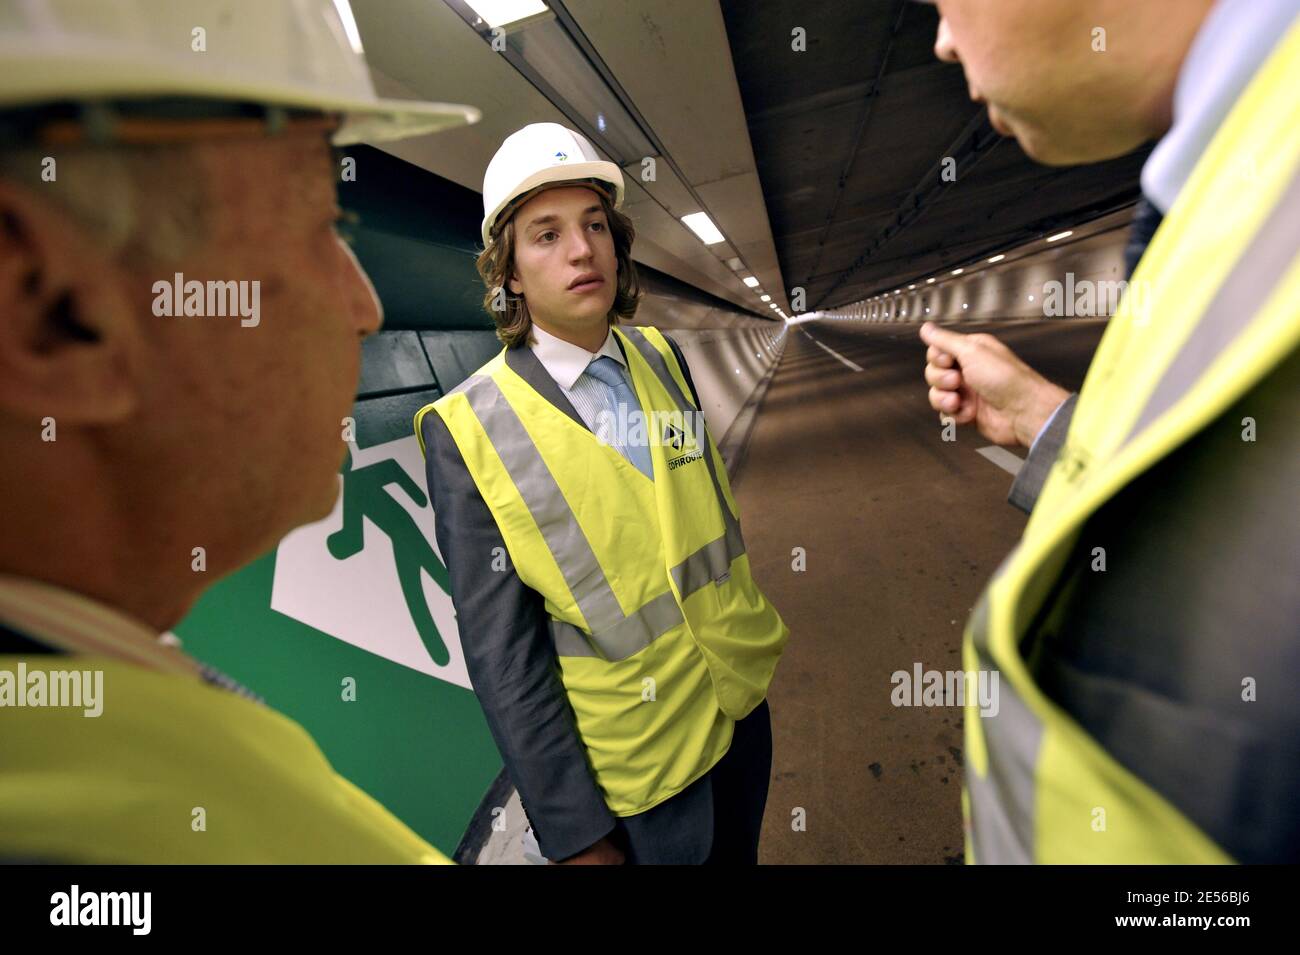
0 51 481 146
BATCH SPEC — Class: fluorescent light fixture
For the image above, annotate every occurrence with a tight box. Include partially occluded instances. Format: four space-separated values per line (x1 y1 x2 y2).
988 254 1005 263
951 268 964 275
908 284 916 290
463 0 549 28
927 278 936 284
332 0 364 53
726 257 744 271
681 212 725 245
742 276 760 288
761 294 771 302
1047 230 1074 243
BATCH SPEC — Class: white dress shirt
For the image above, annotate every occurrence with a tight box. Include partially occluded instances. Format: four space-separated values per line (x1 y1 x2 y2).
1140 0 1298 214
527 321 634 433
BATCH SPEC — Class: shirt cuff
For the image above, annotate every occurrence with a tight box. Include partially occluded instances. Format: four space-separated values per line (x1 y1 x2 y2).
1028 396 1070 456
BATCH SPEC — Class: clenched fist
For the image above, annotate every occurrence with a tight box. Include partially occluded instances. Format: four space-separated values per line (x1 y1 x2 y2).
919 322 1070 448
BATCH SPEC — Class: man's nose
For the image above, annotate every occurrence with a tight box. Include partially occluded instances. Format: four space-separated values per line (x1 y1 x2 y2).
566 227 594 263
337 236 384 337
934 17 959 63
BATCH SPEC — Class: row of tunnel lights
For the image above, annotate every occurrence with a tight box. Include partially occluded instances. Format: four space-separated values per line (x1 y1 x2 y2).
674 210 794 321
858 229 1075 316
737 272 791 321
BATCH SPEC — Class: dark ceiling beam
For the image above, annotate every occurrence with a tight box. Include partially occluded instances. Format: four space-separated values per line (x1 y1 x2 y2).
814 106 1002 308
802 0 910 294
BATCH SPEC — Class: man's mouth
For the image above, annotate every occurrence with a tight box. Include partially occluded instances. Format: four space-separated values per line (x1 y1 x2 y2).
568 274 605 293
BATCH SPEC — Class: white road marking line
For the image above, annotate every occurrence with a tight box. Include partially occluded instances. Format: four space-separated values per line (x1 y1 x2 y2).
800 328 863 371
976 446 1025 476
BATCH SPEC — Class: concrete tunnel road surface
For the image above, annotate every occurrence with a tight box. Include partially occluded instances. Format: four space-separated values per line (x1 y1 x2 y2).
731 318 1110 864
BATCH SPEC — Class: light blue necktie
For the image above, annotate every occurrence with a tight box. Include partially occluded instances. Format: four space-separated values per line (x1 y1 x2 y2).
583 355 654 479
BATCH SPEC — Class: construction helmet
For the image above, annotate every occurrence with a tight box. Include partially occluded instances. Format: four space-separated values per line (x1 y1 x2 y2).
0 0 479 145
480 122 624 247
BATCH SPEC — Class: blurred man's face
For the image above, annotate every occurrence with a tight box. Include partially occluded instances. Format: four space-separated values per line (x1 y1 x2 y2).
141 131 382 551
0 126 380 597
931 0 1187 165
165 132 377 537
506 185 618 339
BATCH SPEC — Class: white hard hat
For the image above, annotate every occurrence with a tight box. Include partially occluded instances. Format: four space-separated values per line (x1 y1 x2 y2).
481 122 624 246
0 0 480 146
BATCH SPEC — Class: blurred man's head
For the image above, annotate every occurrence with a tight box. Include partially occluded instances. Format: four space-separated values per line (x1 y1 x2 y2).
0 0 478 628
929 0 1217 164
0 122 381 623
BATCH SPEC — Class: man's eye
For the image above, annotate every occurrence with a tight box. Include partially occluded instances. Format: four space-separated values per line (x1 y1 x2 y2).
538 231 557 243
589 221 605 233
333 209 361 246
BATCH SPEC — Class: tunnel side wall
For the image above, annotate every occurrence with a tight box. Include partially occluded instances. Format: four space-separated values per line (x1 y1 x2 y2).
826 224 1130 324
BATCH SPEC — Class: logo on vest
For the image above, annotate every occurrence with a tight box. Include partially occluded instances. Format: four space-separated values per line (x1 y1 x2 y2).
664 421 703 471
594 406 706 471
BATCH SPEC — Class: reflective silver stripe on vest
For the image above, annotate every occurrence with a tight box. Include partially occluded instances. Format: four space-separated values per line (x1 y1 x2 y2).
549 589 684 662
622 327 748 598
457 374 685 661
966 572 1042 864
966 663 1042 865
1125 164 1300 445
671 518 746 599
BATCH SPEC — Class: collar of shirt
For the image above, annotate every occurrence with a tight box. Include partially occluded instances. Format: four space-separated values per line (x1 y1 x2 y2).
1141 0 1298 214
528 321 625 392
0 572 203 677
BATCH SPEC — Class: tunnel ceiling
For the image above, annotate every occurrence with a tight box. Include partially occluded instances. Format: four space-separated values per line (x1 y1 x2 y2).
720 0 1151 311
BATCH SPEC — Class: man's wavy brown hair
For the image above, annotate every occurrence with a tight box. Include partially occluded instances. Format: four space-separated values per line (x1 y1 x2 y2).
475 180 641 348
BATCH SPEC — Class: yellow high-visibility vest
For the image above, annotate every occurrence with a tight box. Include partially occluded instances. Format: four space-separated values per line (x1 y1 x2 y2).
418 325 787 815
964 17 1300 863
0 656 452 863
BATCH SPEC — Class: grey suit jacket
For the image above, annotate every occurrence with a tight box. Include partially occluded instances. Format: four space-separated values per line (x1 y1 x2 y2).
999 350 1300 862
1007 393 1078 514
421 330 713 862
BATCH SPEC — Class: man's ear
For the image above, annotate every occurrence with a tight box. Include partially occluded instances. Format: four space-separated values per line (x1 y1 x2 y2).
508 269 523 296
0 178 143 426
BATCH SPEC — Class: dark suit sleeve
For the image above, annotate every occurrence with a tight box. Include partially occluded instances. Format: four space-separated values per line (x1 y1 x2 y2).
421 410 616 861
662 333 704 411
1008 393 1078 514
